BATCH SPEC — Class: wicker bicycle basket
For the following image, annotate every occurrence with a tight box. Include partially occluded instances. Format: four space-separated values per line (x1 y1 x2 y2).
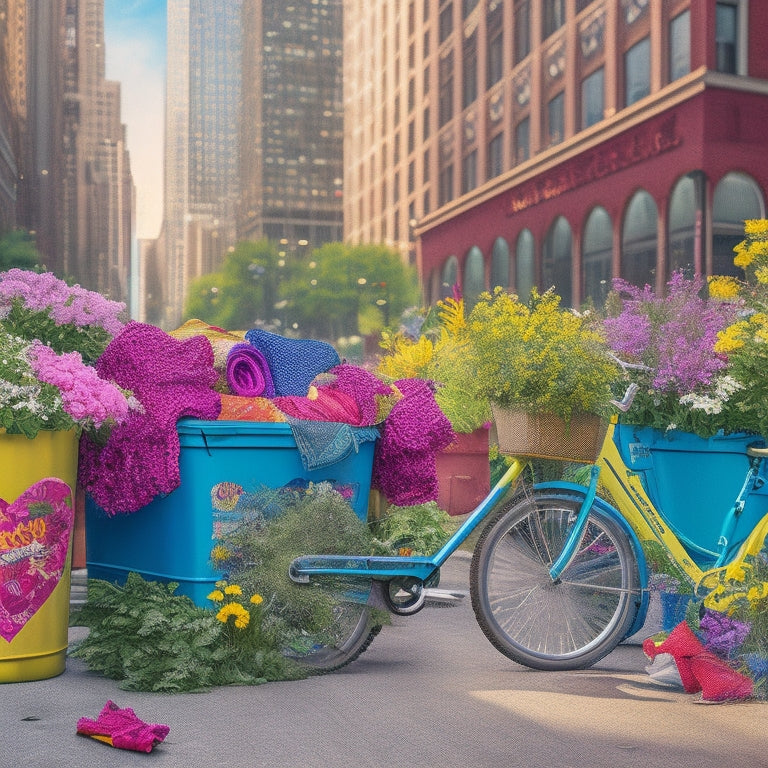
491 405 608 463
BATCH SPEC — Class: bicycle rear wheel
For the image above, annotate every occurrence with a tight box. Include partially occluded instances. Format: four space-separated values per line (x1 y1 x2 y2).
470 490 640 671
280 588 381 674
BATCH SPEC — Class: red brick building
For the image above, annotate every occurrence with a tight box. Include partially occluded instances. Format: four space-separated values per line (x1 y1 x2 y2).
414 1 768 308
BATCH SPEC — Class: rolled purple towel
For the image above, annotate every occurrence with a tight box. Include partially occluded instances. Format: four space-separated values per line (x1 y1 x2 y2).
226 342 275 397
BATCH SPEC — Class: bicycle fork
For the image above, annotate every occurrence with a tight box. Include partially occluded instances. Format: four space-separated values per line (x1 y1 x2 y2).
547 464 602 582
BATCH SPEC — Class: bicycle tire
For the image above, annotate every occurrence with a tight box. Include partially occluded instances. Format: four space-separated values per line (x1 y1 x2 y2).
281 600 381 674
470 490 640 671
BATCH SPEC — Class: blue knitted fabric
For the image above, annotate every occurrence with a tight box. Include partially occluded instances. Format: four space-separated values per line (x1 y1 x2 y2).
286 416 379 471
244 329 340 397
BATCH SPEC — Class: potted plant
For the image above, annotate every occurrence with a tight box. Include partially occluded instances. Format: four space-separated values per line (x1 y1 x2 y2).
376 293 492 515
465 287 621 462
0 268 130 682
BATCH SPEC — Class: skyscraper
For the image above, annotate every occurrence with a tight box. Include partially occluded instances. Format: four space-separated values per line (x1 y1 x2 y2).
238 0 344 253
163 0 243 329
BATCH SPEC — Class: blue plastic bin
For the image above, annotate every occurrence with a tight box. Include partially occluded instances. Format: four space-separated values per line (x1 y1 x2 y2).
613 424 768 562
85 419 377 606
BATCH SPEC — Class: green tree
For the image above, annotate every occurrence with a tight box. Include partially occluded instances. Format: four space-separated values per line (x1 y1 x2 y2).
184 240 285 331
283 243 419 340
0 229 41 271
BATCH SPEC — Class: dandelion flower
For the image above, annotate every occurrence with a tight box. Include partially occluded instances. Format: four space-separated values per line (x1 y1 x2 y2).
224 584 243 596
250 594 264 605
207 589 224 603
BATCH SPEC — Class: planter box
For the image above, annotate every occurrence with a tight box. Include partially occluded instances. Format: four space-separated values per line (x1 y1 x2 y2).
492 406 607 463
613 424 768 560
86 419 377 607
436 427 490 516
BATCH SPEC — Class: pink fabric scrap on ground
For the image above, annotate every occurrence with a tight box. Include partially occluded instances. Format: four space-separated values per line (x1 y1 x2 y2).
77 700 169 753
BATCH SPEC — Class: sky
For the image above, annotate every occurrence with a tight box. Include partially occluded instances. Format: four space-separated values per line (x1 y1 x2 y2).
103 1 167 240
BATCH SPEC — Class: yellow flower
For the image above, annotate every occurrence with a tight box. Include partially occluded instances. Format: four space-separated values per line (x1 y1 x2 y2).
250 593 264 605
234 611 250 630
207 589 224 603
707 275 741 300
745 219 768 236
211 544 230 563
756 266 768 285
724 561 748 583
714 322 747 354
224 584 243 596
215 601 249 627
747 582 768 603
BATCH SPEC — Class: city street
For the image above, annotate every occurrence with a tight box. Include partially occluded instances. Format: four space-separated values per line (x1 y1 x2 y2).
1 553 766 768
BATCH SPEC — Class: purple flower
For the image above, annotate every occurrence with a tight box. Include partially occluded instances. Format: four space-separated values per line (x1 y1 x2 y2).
699 608 751 658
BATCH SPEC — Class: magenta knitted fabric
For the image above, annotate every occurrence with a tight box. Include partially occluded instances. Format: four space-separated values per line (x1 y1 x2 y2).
78 321 221 514
323 364 393 425
371 378 455 506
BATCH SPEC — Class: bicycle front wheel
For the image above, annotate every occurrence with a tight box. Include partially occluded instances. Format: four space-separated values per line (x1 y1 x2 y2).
470 491 640 671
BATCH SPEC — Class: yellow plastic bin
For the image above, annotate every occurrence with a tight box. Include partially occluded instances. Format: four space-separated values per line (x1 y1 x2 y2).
0 429 78 683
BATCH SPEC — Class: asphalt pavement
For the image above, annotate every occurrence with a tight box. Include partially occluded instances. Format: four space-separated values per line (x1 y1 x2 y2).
1 554 766 768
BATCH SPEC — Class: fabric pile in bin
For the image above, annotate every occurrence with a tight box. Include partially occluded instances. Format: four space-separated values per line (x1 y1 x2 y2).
79 321 221 514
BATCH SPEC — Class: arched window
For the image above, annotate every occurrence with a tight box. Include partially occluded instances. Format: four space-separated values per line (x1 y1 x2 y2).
516 229 535 300
621 190 658 288
542 216 573 305
463 246 485 310
668 172 702 278
490 237 510 290
440 255 459 299
428 268 442 306
712 172 765 276
582 206 613 307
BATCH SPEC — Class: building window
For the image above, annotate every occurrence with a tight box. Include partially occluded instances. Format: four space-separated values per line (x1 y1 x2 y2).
582 206 613 307
490 237 510 290
487 15 503 86
668 172 701 277
516 229 535 298
715 1 740 74
515 117 530 163
713 172 765 275
439 52 454 127
424 63 430 95
423 106 431 140
669 10 691 81
514 1 531 65
441 254 459 297
462 0 479 18
625 36 651 106
464 246 485 310
542 216 573 307
488 133 504 179
462 34 478 108
621 189 658 288
542 0 565 40
439 163 454 206
462 150 477 194
547 92 564 146
581 67 604 129
424 147 430 182
439 3 454 44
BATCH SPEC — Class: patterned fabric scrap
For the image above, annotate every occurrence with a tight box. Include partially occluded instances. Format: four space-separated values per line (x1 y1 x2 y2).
78 321 221 514
218 394 285 422
371 378 455 506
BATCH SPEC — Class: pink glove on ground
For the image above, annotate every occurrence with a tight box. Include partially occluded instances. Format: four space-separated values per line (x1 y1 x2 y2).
76 700 170 753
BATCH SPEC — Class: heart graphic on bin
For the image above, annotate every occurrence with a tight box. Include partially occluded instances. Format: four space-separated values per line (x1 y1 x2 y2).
0 478 74 642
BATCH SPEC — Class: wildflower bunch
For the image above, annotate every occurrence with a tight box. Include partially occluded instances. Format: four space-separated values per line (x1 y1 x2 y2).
208 580 265 649
466 287 620 421
377 294 491 432
0 268 125 363
0 269 131 438
604 271 738 436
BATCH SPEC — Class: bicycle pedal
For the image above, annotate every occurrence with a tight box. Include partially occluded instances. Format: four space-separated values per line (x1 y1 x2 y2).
423 588 467 607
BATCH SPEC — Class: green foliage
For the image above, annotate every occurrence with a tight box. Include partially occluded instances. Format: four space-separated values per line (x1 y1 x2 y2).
70 573 303 692
372 502 453 555
0 230 41 271
217 484 387 640
466 287 621 421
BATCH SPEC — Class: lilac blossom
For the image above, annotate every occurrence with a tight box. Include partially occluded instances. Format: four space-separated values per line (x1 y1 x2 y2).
699 608 751 658
28 342 129 429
